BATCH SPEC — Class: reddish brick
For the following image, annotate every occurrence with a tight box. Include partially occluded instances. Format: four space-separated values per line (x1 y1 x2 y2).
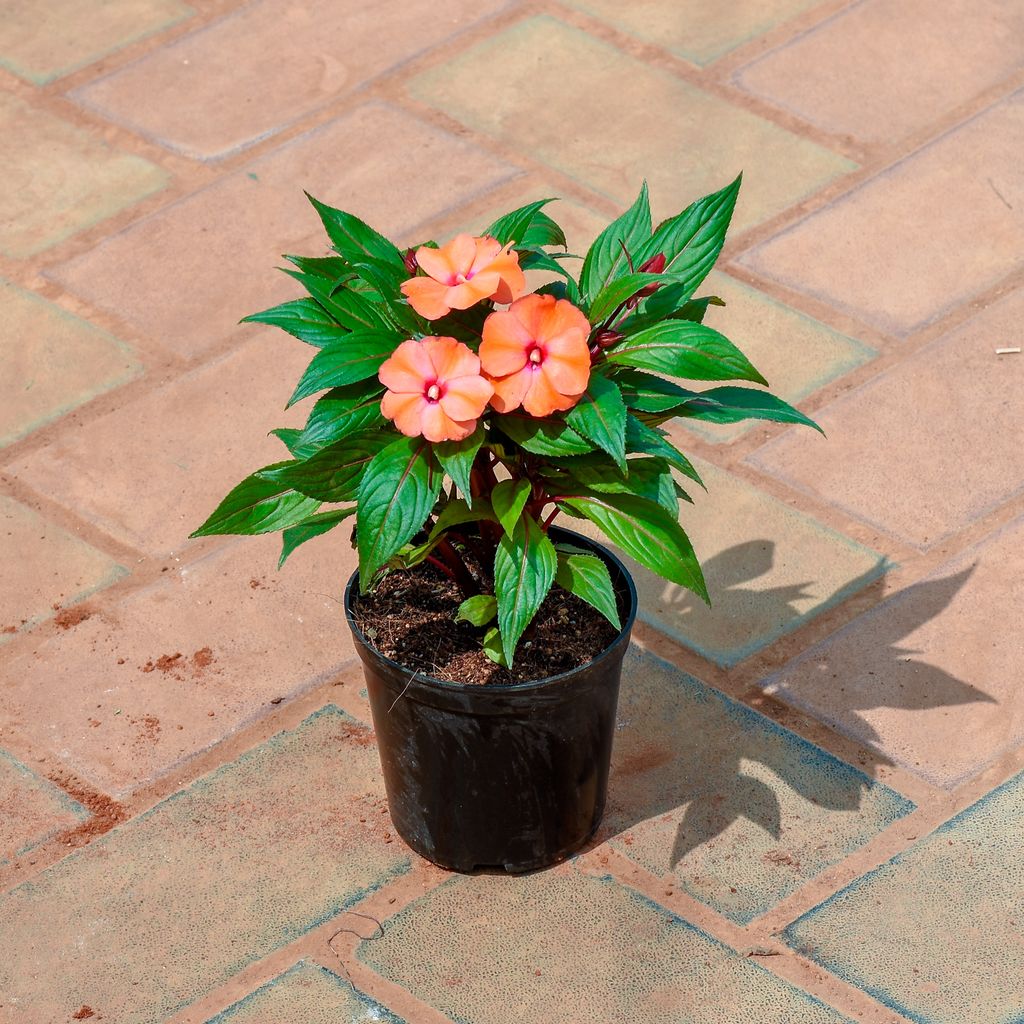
75 0 510 161
763 515 1024 789
0 536 359 796
0 497 125 643
0 280 140 448
0 93 166 259
0 708 408 1021
736 0 1024 145
740 91 1024 336
749 289 1024 548
48 102 517 358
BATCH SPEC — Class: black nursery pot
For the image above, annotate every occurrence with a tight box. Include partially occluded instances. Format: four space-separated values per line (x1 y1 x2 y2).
343 527 637 873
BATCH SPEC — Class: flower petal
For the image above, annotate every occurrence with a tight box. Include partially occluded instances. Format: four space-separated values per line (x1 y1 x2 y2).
379 339 435 393
381 391 428 437
414 243 456 285
420 402 475 443
440 374 493 420
446 272 500 311
480 309 533 376
424 336 480 381
541 347 591 396
524 367 580 417
469 236 503 274
489 366 533 413
401 277 451 320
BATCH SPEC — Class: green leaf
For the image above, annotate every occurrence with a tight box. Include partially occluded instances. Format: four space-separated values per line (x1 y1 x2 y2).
496 415 594 457
296 382 385 450
517 250 582 304
283 254 350 280
191 463 320 537
491 479 532 537
288 331 401 407
561 493 707 602
241 298 348 348
614 369 701 413
605 320 767 385
554 549 620 630
282 268 395 334
484 199 557 247
435 425 485 506
633 174 741 298
589 271 672 324
482 626 507 666
580 181 651 303
269 427 319 459
306 193 405 271
357 436 442 586
619 291 726 334
673 386 824 433
565 374 627 469
278 431 390 501
391 498 495 569
521 211 567 249
625 416 703 487
279 507 355 568
554 457 677 515
456 595 497 627
493 513 557 665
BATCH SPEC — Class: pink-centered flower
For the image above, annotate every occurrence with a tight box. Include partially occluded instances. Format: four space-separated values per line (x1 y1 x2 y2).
379 337 493 443
400 234 526 320
479 294 592 418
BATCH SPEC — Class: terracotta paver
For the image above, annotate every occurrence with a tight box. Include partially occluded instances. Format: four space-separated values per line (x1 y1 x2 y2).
0 279 140 447
0 748 87 864
359 868 853 1023
49 102 518 358
0 707 409 1022
0 536 359 796
411 16 856 232
574 457 885 666
0 496 125 643
0 92 167 259
748 289 1024 548
785 769 1024 1023
735 0 1024 145
606 649 913 924
75 0 510 161
10 331 313 556
762 515 1024 789
565 0 822 66
209 960 406 1024
740 89 1024 335
0 0 192 84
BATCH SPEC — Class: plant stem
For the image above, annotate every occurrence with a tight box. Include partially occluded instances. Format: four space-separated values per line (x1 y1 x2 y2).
435 538 478 599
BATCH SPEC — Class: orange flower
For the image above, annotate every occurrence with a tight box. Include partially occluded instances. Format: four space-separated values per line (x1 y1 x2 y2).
400 234 526 320
479 294 592 417
379 337 493 443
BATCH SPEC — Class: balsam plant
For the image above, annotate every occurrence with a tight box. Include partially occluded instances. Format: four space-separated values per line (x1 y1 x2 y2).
193 176 820 667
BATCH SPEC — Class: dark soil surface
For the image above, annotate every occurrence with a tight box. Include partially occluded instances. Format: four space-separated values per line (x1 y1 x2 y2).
352 561 620 685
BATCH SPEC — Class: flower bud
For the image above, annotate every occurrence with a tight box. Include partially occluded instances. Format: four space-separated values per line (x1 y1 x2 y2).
402 248 418 274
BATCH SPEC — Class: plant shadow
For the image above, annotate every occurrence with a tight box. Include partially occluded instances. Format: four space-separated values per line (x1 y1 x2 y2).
601 555 993 875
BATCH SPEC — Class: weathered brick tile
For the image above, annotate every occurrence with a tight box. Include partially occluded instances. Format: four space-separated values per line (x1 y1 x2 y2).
748 289 1024 548
207 960 406 1024
0 280 140 448
571 457 885 666
75 0 509 161
0 536 359 796
785 770 1024 1022
0 497 126 642
565 0 821 66
48 102 518 358
411 17 855 233
606 650 912 924
735 0 1024 145
0 708 408 1022
762 514 1024 789
0 93 167 259
10 331 312 556
739 91 1024 336
686 272 875 443
0 748 87 864
0 0 192 85
359 867 853 1022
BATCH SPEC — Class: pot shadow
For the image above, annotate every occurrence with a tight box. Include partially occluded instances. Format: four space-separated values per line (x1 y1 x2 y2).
602 557 993 872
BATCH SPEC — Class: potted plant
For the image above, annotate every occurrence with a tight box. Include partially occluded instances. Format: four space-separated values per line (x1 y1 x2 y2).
193 175 819 872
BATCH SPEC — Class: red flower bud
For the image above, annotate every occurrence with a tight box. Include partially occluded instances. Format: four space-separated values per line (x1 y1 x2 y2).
402 248 418 274
638 252 666 274
592 328 623 350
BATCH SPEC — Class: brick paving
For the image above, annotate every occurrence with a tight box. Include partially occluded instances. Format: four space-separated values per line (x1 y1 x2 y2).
0 2 1021 1021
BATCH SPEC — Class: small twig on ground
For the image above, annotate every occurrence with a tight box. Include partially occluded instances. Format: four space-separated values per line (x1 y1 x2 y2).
995 347 1021 355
